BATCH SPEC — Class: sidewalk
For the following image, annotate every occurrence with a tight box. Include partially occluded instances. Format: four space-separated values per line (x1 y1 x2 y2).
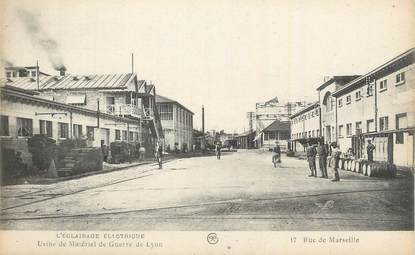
7 151 217 185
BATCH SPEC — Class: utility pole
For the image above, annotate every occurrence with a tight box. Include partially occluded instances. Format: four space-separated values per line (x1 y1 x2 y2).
36 60 40 91
202 105 205 151
131 53 134 74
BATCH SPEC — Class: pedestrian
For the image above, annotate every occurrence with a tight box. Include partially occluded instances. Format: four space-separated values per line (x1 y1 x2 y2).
139 144 146 161
272 141 281 168
331 143 341 182
366 139 375 162
317 140 328 178
215 142 221 159
155 143 163 169
306 142 317 177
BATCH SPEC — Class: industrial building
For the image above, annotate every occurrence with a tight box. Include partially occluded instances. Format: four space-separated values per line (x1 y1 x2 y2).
155 95 193 152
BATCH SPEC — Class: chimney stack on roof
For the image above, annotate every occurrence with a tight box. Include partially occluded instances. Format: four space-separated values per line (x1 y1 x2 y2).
59 67 66 76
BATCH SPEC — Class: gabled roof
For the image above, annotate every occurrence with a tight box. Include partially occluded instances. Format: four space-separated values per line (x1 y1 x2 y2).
262 119 290 132
156 94 194 114
3 73 136 91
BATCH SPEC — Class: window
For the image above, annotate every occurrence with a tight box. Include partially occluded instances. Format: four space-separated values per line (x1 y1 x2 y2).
58 122 69 139
346 95 351 104
17 118 33 137
312 130 315 137
6 72 11 78
134 132 139 141
367 84 374 96
396 113 407 129
39 120 53 137
317 129 320 137
346 123 352 136
115 129 121 140
0 115 9 136
396 133 404 144
264 133 269 140
356 121 362 133
122 130 127 140
379 116 389 131
355 91 361 101
379 79 388 91
308 131 311 138
396 72 405 85
366 119 374 132
158 104 173 120
338 99 343 107
269 132 275 140
338 125 344 137
87 126 94 141
73 124 83 138
129 131 134 141
12 71 17 77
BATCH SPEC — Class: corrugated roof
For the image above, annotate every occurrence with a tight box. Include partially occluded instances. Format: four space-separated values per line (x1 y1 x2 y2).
3 73 136 91
262 119 290 132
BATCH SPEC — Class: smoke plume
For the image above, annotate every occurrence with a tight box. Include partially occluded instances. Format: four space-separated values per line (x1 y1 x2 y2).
17 9 66 71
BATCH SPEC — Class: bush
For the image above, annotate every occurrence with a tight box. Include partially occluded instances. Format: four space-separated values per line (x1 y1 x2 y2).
27 135 57 172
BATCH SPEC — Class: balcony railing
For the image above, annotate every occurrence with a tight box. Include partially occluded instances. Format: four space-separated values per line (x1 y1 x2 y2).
104 104 141 118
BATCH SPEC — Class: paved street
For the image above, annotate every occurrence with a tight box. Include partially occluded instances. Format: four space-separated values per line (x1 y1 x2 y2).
0 150 413 231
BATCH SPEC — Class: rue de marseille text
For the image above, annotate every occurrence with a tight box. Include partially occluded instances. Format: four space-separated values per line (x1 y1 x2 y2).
290 235 360 244
37 232 163 249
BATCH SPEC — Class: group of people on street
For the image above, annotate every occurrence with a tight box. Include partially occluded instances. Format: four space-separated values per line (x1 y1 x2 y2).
306 139 376 182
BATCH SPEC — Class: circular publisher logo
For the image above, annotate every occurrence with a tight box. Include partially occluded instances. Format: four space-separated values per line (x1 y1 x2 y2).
207 233 219 245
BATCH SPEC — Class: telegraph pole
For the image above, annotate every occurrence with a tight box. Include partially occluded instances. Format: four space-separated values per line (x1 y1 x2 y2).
202 105 205 151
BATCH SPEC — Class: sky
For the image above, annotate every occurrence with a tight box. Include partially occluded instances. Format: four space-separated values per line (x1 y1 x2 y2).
1 0 414 133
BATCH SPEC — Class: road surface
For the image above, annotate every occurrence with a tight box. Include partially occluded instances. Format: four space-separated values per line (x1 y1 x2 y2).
1 150 413 230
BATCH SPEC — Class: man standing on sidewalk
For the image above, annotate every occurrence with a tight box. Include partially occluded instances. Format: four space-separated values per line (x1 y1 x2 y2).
331 143 341 182
215 142 222 160
306 142 317 177
367 139 375 162
155 143 163 169
317 140 328 178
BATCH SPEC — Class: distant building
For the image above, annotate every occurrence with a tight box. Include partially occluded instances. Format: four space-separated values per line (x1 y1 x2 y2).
254 119 290 151
254 96 307 148
289 102 320 152
5 66 50 79
156 95 193 152
235 130 256 149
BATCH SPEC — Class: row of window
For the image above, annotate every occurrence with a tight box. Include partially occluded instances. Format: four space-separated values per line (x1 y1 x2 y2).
337 113 407 137
0 116 141 142
292 129 320 140
157 104 193 126
291 108 319 125
263 132 290 141
338 71 406 108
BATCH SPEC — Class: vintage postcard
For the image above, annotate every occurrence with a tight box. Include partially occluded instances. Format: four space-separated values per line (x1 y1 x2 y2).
0 0 414 254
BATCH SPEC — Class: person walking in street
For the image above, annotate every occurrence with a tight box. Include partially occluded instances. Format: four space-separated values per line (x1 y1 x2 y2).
331 143 341 182
272 141 281 168
215 142 222 160
317 140 328 178
155 143 163 169
306 142 317 177
367 139 375 162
